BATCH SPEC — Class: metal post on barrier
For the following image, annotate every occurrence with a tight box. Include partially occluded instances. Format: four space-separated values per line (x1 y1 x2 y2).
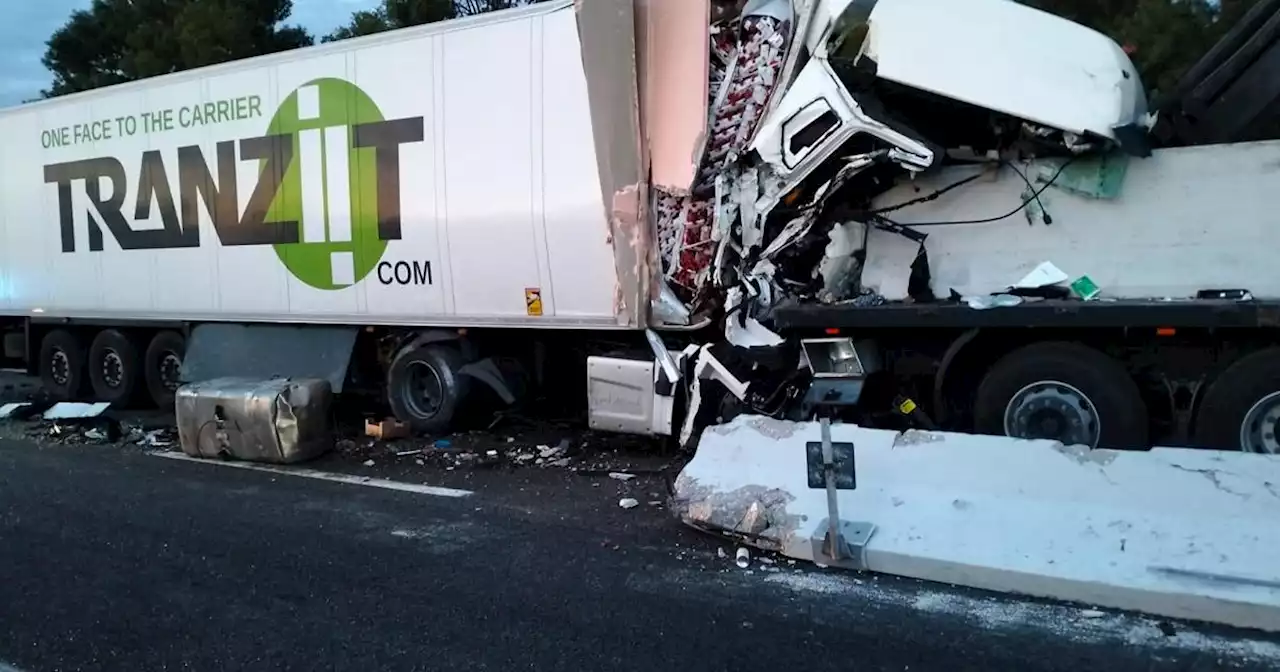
806 416 876 570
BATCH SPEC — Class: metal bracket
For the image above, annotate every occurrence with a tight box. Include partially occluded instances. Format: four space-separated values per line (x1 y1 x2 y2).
805 417 875 570
810 519 875 571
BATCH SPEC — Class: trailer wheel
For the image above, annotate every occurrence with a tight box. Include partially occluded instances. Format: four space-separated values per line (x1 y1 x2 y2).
386 343 470 434
39 330 87 401
88 329 143 406
144 330 186 409
974 342 1148 449
1193 348 1280 453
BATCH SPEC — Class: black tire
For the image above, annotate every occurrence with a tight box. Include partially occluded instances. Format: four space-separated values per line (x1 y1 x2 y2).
386 343 471 434
88 329 144 406
973 342 1148 449
144 330 187 410
38 329 87 401
1193 348 1280 452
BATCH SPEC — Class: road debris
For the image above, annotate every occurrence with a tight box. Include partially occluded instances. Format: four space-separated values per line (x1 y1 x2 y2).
609 472 636 481
42 402 110 421
362 459 376 467
736 547 751 569
619 498 640 509
395 449 423 457
366 418 410 440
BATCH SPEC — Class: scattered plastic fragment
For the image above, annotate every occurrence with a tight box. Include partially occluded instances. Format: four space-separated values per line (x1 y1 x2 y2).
966 294 1024 310
362 459 375 467
1014 261 1070 289
736 547 751 569
42 402 110 421
619 498 640 509
609 472 636 481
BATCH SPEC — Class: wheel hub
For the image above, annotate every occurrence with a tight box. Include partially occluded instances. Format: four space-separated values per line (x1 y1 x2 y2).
159 352 183 391
1240 391 1280 453
1003 380 1101 448
101 349 124 388
50 350 70 386
401 361 444 420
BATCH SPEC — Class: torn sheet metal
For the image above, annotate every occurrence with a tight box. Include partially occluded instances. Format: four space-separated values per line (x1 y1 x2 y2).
724 287 785 347
816 220 866 303
675 414 1280 632
175 377 333 464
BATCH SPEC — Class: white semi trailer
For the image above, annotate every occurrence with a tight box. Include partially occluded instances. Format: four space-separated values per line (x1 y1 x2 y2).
3 0 1280 453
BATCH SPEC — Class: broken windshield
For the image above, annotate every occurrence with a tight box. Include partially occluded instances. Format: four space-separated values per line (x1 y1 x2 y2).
828 0 877 60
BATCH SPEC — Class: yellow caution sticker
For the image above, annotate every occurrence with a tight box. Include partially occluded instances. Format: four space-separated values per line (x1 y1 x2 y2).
898 398 918 415
525 288 543 317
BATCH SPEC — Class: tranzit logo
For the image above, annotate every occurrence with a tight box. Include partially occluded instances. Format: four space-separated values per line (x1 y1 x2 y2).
43 77 425 291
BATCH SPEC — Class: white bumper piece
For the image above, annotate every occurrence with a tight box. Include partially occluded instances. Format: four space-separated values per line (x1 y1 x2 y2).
674 415 1280 631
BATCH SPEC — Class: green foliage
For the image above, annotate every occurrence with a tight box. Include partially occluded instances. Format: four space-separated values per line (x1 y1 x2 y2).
1022 0 1265 96
42 0 311 98
324 0 544 42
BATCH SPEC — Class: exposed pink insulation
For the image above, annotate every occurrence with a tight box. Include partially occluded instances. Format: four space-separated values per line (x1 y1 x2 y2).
635 0 711 194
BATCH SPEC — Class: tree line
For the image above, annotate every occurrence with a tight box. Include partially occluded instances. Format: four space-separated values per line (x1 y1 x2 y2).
41 0 1263 101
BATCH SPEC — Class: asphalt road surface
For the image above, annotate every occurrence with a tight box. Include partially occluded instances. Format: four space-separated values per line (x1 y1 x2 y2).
2 437 1279 672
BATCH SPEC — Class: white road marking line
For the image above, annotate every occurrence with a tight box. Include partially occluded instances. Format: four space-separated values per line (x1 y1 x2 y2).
148 451 474 498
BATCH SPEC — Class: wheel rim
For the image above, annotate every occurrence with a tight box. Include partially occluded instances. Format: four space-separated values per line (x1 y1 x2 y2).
50 349 70 386
400 361 444 420
1003 380 1102 448
101 349 124 389
159 352 183 391
1239 391 1280 454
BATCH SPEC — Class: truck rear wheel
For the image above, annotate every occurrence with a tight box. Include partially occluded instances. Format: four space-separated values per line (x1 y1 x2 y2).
39 330 87 401
386 343 470 434
144 330 186 410
88 329 143 406
973 342 1148 449
1193 348 1280 453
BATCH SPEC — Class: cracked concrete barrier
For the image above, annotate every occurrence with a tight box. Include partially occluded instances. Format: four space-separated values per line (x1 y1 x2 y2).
673 415 1280 631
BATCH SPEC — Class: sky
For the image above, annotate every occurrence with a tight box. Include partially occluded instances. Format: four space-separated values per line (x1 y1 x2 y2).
0 0 381 107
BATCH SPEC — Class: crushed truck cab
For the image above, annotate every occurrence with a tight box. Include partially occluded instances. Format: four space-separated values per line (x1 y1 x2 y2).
595 0 1158 445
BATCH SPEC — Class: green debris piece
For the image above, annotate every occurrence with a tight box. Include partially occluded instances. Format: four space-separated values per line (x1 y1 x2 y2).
1071 275 1101 301
1036 153 1129 200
